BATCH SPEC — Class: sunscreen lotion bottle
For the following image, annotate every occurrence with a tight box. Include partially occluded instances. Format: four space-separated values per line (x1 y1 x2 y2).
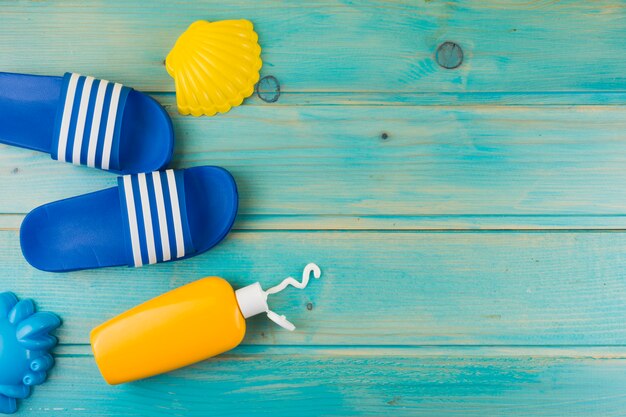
90 263 321 385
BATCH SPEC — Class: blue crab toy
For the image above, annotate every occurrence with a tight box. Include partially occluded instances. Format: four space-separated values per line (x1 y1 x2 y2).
0 292 61 414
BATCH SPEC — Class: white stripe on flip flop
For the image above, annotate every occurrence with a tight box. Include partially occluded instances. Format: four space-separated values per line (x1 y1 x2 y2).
86 79 109 167
166 170 185 259
122 175 143 267
137 173 157 265
100 83 123 170
56 73 80 162
151 172 171 262
71 76 94 165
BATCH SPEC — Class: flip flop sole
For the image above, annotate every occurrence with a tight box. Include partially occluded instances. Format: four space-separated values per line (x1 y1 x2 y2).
20 166 238 272
0 72 173 174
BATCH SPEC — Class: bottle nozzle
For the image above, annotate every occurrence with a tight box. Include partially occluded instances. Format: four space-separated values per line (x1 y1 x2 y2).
234 263 321 331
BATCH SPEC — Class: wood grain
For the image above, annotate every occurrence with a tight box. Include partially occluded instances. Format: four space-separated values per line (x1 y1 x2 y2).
4 229 626 346
21 346 626 417
2 100 626 229
1 1 626 96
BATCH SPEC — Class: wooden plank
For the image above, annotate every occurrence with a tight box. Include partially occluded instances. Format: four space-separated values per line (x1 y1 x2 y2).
3 101 626 229
20 346 626 416
9 213 626 232
242 91 626 106
236 215 626 231
4 229 626 346
1 1 626 96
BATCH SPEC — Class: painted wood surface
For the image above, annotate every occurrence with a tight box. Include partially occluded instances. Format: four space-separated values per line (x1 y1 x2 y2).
3 100 626 229
2 1 626 95
1 1 625 416
4 229 626 346
20 346 626 417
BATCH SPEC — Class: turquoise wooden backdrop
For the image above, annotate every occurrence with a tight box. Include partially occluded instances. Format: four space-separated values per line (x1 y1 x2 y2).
2 1 626 415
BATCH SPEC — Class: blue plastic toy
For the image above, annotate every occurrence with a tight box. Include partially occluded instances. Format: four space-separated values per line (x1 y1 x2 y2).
0 292 61 414
0 72 173 174
20 166 238 272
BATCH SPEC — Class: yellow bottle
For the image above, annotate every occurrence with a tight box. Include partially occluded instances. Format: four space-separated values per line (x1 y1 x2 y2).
90 264 320 385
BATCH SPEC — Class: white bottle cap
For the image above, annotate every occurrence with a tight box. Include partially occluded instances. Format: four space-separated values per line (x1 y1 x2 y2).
235 282 268 319
234 263 322 332
266 310 296 331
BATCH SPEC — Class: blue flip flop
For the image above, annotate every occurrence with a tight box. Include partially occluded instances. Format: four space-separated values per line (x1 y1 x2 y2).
20 166 238 272
0 72 173 174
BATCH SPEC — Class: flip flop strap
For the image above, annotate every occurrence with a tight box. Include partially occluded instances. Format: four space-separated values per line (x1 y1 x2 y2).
51 73 130 171
118 170 196 267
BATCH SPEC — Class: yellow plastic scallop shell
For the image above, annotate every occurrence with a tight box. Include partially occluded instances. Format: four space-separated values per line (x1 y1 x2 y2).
166 20 262 116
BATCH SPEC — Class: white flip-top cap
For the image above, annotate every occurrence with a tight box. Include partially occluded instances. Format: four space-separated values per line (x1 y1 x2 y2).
235 282 268 319
234 263 322 332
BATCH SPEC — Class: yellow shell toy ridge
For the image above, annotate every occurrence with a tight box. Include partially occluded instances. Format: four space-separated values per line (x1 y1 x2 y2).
166 20 262 117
